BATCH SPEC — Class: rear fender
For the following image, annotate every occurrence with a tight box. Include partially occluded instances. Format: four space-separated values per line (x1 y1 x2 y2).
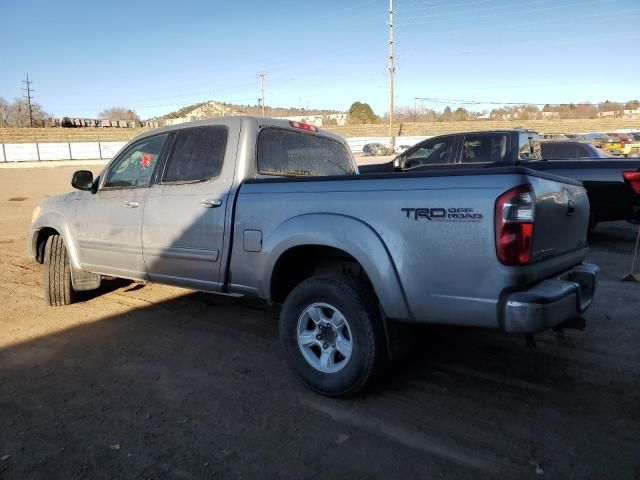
262 213 412 320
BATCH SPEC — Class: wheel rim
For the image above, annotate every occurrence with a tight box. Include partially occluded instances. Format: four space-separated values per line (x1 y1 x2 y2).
296 302 353 373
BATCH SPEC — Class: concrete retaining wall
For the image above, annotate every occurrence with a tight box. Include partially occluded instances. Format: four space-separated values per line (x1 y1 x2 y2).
0 137 429 163
0 141 127 163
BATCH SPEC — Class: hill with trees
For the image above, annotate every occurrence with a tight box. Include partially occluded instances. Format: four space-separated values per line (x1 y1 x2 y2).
158 100 341 121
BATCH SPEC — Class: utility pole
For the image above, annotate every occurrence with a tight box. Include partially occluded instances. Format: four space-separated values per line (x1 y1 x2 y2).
257 72 266 117
388 0 395 151
22 73 35 127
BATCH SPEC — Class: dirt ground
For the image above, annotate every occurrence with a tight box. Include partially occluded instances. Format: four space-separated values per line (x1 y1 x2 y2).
0 166 639 479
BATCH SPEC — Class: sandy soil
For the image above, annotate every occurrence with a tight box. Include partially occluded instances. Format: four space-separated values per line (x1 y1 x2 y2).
0 166 638 479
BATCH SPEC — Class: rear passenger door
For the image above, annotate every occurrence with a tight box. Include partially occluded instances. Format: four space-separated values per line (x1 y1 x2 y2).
142 122 239 291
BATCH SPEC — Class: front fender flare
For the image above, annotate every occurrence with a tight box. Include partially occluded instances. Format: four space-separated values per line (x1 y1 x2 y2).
262 213 412 320
31 211 82 270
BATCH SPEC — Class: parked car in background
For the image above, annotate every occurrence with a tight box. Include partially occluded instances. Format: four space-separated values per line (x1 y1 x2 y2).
584 132 617 148
564 133 586 140
540 133 569 140
362 142 390 156
28 117 599 396
540 141 608 160
360 129 640 229
602 134 640 157
395 144 412 154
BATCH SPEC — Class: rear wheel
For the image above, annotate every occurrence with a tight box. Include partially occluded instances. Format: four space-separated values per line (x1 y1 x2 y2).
279 275 384 397
43 234 74 306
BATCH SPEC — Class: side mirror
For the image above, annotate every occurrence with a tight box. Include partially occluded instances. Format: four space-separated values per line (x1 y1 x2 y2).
71 170 94 191
393 155 403 169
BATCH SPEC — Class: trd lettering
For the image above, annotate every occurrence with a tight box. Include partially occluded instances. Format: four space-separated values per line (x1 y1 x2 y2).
401 208 447 220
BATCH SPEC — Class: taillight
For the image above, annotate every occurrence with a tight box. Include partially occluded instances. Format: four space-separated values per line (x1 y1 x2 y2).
623 171 640 195
289 121 318 132
495 184 535 265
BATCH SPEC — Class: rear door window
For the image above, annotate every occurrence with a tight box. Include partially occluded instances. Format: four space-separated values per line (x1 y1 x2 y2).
257 128 354 176
403 137 455 169
460 133 509 163
162 126 228 183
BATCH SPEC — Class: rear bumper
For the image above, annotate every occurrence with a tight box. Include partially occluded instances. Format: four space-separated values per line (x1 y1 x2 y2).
504 263 599 333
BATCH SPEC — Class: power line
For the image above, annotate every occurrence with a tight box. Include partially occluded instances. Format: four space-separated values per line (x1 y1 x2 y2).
414 96 633 107
401 0 617 26
402 0 456 8
396 10 638 43
22 73 35 127
399 0 499 14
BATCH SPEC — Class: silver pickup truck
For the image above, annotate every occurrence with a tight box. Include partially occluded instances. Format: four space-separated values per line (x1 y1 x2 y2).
28 116 598 396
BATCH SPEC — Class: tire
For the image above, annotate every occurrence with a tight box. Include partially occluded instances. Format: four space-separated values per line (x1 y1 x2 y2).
43 234 74 306
279 275 384 397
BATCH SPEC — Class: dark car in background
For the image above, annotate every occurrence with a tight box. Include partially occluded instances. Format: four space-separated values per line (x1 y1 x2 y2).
360 129 640 229
540 141 608 160
362 142 390 156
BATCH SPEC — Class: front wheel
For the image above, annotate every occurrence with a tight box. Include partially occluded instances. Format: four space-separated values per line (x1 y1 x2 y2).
43 234 75 306
279 275 384 397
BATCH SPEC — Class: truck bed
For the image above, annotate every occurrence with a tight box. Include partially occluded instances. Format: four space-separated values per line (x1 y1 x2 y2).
228 167 589 328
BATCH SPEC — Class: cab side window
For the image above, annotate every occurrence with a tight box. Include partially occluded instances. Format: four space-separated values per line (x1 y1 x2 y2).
460 134 508 163
162 126 228 183
103 134 168 188
403 137 455 169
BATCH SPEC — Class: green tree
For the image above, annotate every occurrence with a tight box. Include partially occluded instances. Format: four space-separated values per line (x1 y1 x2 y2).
347 101 378 124
442 106 452 121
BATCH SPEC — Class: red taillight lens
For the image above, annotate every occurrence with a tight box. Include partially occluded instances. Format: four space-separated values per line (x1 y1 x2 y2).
289 120 318 132
623 171 640 195
495 184 534 265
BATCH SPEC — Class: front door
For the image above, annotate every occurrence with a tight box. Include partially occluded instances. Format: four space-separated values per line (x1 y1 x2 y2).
76 133 169 279
142 123 238 291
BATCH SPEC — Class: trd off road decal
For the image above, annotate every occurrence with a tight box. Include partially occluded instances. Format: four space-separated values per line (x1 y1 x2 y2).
401 207 483 222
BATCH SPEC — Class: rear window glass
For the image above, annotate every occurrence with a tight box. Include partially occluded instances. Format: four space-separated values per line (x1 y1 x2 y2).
541 142 588 159
257 128 355 176
460 134 509 163
162 126 228 183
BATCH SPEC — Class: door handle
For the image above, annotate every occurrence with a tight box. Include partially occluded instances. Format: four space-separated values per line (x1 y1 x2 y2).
123 200 139 208
200 199 222 208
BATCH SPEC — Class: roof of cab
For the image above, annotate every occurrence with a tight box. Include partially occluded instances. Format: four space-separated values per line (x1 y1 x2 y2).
128 115 346 145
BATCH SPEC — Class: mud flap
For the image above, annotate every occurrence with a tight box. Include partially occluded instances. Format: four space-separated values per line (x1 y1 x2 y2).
70 264 101 291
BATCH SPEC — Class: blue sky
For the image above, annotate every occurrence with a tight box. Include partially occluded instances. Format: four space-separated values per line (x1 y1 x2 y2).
1 0 638 119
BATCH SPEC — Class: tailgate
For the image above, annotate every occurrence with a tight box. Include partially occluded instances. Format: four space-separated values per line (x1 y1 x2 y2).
528 176 589 261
